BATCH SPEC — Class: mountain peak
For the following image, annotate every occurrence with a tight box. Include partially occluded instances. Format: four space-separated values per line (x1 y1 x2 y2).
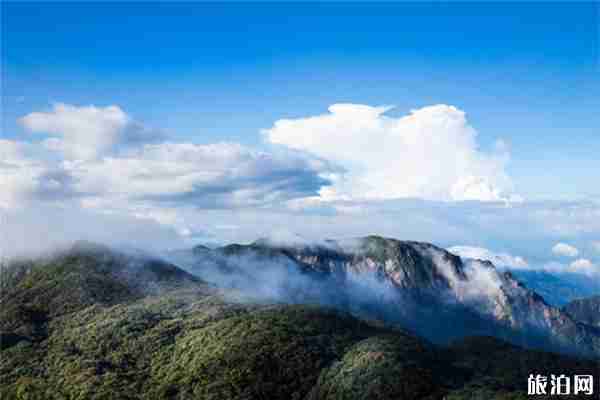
1 243 210 338
171 236 600 358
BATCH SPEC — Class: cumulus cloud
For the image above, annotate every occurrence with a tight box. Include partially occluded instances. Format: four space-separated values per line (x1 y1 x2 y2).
9 103 336 216
447 245 528 268
0 139 81 208
20 103 163 160
568 258 597 275
551 242 579 257
66 142 334 209
1 140 332 213
264 103 518 202
1 137 333 256
507 257 600 277
0 140 35 208
6 101 600 263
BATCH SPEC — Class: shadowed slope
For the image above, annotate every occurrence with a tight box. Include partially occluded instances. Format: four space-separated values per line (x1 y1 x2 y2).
170 236 600 358
0 241 208 342
563 295 600 328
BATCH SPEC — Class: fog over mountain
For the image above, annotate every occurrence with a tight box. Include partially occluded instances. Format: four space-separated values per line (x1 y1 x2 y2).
2 239 599 400
167 235 600 358
3 2 600 398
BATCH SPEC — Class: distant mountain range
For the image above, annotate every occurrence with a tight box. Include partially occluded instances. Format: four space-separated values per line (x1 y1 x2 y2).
507 270 600 307
1 238 599 399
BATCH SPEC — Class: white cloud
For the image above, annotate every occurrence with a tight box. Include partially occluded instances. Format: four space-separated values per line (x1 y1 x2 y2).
1 140 332 213
264 103 517 202
0 139 24 161
6 102 600 262
569 258 597 275
20 103 162 160
0 204 184 259
518 258 600 277
10 103 335 218
0 139 78 209
447 245 529 268
0 140 36 208
65 142 333 209
551 242 579 257
0 135 333 255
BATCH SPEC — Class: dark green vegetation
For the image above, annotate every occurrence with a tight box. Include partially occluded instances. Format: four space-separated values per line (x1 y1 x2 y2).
172 237 600 358
1 243 598 399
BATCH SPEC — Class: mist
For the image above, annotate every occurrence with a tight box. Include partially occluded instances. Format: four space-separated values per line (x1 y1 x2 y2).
165 242 413 327
0 205 185 260
161 236 600 359
165 240 516 346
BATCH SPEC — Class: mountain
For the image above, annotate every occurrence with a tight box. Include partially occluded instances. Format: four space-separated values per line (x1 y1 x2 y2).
2 242 598 400
170 236 600 358
0 241 208 344
508 270 600 306
562 295 600 328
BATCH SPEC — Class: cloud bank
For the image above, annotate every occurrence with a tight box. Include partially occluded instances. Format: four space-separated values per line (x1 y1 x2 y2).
448 242 600 277
569 258 597 275
551 242 579 257
264 103 518 202
68 142 334 210
4 102 600 268
5 104 336 213
20 103 163 160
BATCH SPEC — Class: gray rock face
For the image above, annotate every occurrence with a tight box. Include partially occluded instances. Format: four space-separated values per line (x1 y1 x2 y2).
170 236 600 358
562 295 600 328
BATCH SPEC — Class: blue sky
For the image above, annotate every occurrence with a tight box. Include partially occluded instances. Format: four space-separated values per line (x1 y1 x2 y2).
3 2 599 200
2 2 600 270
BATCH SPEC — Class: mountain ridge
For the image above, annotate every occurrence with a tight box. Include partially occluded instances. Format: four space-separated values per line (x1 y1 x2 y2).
171 235 600 358
563 295 600 328
2 241 599 399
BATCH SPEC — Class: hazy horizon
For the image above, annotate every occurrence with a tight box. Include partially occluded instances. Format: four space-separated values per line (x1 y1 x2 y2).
2 2 599 278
